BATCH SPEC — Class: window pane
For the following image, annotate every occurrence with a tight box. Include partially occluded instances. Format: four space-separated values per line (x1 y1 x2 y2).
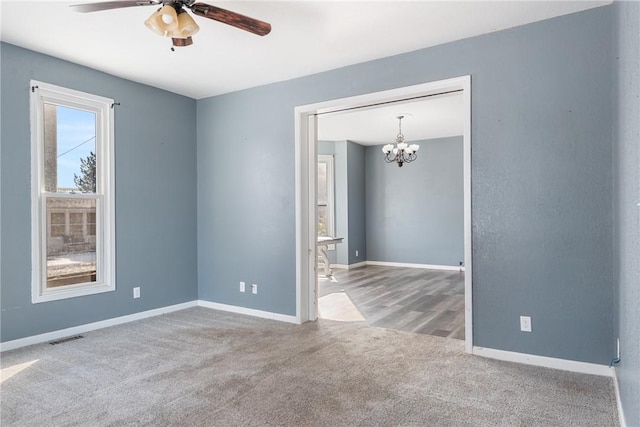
87 212 96 236
317 162 327 204
318 205 328 237
69 212 84 237
50 212 66 237
46 197 97 288
44 104 97 193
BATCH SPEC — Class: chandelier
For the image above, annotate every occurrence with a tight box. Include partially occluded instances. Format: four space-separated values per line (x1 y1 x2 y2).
381 115 420 167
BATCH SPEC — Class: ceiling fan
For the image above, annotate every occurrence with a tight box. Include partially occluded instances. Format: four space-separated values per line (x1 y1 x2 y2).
70 0 271 48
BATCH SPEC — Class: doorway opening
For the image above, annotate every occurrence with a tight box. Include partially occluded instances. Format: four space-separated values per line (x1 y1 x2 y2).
295 76 472 353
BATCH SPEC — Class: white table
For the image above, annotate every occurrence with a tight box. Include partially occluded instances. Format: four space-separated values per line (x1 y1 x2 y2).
317 236 344 276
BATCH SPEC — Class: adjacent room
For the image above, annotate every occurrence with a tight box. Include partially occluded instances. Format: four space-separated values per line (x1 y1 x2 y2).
315 93 467 340
1 1 638 426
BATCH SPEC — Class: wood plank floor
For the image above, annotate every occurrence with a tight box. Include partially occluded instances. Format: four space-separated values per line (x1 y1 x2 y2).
319 265 465 340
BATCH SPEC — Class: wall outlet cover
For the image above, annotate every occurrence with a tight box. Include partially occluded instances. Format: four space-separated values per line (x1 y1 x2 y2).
240 281 245 293
520 316 532 332
133 287 140 299
251 284 258 294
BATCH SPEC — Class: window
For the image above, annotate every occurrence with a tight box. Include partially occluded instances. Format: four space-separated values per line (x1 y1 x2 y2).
317 155 335 238
30 80 115 302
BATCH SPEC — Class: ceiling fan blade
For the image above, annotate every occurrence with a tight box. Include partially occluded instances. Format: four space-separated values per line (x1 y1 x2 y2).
189 3 271 36
70 1 161 13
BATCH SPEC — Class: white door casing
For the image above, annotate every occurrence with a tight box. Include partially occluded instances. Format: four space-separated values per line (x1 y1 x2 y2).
294 76 472 353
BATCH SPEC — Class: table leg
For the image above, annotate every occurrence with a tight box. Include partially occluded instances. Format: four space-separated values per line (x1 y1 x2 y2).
318 246 331 276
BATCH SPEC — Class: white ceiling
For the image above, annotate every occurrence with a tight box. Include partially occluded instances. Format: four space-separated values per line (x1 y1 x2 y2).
0 1 609 99
317 91 463 145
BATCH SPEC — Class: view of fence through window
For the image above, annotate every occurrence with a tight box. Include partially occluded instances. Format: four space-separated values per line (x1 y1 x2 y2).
43 104 98 288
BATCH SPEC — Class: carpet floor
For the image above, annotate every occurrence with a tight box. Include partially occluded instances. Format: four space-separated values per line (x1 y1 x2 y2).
0 307 618 426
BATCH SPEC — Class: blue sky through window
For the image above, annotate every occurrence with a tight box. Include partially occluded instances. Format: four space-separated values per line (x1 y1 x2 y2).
56 106 96 189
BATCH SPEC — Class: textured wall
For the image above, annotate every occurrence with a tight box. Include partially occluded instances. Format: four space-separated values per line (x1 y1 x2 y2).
197 7 614 363
612 1 640 424
334 141 349 265
347 141 366 265
0 43 198 342
365 137 463 266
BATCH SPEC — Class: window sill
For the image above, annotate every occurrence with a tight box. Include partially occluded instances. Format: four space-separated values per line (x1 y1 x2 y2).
32 282 115 304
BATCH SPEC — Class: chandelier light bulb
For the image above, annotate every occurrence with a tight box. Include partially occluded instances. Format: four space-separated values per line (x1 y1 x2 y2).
160 5 177 24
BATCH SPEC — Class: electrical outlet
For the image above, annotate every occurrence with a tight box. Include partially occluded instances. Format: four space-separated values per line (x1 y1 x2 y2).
520 316 531 332
355 250 359 257
239 281 245 293
251 284 258 294
617 338 620 359
133 287 140 299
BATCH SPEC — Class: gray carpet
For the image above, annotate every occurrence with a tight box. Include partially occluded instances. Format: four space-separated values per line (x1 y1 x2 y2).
1 307 618 426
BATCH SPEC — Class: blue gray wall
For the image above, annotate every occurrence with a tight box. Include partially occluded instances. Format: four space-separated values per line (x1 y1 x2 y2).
612 1 639 424
365 137 463 266
197 6 614 364
334 141 349 264
0 43 198 342
347 141 366 265
318 140 367 266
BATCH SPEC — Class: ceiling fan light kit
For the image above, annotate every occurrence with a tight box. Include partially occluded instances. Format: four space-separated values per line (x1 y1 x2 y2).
144 5 200 40
71 0 271 48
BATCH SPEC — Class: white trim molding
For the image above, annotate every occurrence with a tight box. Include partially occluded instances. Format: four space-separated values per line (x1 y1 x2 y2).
612 368 628 427
0 300 300 353
0 301 198 352
366 260 465 272
473 346 613 377
197 300 299 324
331 261 367 270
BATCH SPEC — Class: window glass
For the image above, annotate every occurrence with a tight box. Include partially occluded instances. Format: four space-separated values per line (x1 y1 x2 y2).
87 212 96 236
318 205 328 236
44 104 97 193
45 198 97 289
317 163 327 205
317 155 334 238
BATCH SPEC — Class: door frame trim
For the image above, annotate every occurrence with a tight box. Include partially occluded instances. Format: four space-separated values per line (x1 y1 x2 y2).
294 75 473 353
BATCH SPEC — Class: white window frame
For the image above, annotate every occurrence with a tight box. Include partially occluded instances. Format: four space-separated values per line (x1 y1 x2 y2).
30 80 115 303
317 154 335 240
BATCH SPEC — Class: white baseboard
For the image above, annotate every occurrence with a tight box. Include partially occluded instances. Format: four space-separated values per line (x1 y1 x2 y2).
473 346 612 377
1 300 299 353
197 300 299 324
331 261 367 270
366 260 465 272
0 301 198 352
612 368 628 427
